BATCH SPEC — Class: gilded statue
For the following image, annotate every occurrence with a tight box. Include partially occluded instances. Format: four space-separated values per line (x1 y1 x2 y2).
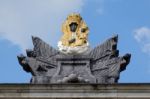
58 13 89 54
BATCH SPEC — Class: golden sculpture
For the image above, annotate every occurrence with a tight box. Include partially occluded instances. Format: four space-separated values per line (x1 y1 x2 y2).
60 13 89 47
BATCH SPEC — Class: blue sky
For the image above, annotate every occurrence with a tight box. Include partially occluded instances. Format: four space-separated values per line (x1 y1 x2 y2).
0 0 150 83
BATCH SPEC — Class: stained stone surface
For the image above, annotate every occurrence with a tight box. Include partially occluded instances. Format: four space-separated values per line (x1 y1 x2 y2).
1 84 150 99
17 35 131 84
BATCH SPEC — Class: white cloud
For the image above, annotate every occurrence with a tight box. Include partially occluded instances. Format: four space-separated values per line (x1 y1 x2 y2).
0 0 84 52
134 27 150 54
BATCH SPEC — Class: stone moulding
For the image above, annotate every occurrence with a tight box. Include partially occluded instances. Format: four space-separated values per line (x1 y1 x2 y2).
0 84 150 99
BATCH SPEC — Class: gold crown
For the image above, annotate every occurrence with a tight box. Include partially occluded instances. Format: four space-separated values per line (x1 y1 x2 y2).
67 13 82 21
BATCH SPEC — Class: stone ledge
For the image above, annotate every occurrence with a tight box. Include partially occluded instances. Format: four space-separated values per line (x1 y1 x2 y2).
0 83 150 99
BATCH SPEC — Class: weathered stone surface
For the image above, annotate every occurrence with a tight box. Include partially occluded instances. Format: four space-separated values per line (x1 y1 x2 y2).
89 35 131 83
0 84 150 99
51 55 96 83
17 35 131 84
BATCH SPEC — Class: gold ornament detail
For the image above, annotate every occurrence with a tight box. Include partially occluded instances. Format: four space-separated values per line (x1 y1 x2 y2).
60 13 89 47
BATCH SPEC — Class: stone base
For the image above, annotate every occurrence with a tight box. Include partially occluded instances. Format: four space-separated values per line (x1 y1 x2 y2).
0 84 150 99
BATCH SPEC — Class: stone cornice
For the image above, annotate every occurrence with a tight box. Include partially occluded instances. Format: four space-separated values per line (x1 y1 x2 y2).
0 84 150 99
